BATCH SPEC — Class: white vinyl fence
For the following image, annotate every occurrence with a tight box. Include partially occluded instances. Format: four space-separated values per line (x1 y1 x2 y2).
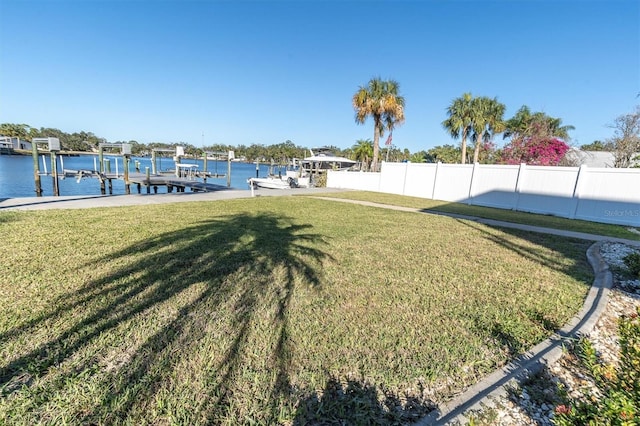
327 162 640 227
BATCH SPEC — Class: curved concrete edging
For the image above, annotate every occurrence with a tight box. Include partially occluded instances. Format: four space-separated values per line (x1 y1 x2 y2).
415 242 612 425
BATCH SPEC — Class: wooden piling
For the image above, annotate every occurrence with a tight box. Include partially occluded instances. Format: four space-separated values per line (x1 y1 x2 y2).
51 152 59 196
32 142 42 196
124 156 130 194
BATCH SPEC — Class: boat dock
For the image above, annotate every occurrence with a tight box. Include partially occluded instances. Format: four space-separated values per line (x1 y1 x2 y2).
61 169 230 194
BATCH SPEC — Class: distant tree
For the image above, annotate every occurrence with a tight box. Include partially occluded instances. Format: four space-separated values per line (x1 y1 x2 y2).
580 140 615 151
266 140 302 163
352 139 373 171
500 121 570 165
470 96 506 163
409 150 428 163
442 93 474 164
476 140 499 164
608 106 640 168
426 144 462 163
382 145 404 162
127 140 145 155
67 131 103 151
0 123 31 139
353 77 406 172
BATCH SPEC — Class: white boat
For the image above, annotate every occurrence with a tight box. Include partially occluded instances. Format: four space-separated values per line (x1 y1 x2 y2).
248 176 296 189
301 148 356 171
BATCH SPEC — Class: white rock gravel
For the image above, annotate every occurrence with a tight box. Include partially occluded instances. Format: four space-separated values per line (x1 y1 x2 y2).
454 242 640 426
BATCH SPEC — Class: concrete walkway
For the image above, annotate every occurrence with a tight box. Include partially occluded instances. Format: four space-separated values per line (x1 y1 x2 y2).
2 191 638 425
0 187 344 211
312 197 640 248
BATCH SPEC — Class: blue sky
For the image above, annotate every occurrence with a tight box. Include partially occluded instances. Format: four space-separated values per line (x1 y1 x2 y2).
1 0 638 153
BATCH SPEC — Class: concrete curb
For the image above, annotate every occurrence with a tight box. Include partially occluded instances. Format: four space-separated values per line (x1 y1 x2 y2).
414 241 612 425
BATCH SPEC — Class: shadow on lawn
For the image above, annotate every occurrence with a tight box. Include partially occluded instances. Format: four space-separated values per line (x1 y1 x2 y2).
294 375 434 425
455 217 592 357
0 212 336 422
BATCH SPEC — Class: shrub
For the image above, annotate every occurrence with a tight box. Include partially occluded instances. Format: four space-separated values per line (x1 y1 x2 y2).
553 307 640 425
623 252 640 278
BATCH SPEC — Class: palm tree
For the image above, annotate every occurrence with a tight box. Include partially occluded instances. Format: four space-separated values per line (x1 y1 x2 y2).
351 139 373 171
544 116 575 141
442 93 474 164
504 106 574 141
353 78 405 172
503 106 533 140
470 97 506 163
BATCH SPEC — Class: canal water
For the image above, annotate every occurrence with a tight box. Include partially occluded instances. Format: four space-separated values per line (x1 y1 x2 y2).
0 154 276 198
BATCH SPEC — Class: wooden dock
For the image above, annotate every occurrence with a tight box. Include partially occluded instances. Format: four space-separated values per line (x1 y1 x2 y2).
62 169 230 195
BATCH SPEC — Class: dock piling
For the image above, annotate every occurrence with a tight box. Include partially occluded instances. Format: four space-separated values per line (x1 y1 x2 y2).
32 142 42 196
123 155 130 194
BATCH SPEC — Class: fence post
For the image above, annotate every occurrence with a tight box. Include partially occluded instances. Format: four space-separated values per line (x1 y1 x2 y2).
467 162 479 204
431 162 441 200
513 163 526 211
570 165 587 219
402 161 410 195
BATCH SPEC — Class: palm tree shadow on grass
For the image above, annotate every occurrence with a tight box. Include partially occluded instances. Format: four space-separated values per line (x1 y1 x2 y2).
1 212 335 423
455 218 593 358
294 376 435 425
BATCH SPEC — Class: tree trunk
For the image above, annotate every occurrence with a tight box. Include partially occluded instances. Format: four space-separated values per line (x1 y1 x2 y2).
372 121 381 172
473 134 481 163
460 129 467 164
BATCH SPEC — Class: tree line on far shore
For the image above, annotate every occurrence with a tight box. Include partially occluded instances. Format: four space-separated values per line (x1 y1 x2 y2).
0 125 338 164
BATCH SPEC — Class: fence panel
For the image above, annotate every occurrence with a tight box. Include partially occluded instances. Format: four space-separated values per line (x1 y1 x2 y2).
470 165 521 209
379 163 407 194
326 171 380 190
433 164 474 202
403 163 438 198
515 166 579 217
575 168 640 226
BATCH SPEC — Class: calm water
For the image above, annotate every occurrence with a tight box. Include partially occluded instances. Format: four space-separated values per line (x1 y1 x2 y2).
0 154 275 198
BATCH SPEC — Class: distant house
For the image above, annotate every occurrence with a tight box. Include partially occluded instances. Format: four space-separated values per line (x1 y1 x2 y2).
0 136 32 151
565 148 639 168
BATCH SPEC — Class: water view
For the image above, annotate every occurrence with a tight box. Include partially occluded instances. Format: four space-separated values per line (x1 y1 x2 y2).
0 154 274 199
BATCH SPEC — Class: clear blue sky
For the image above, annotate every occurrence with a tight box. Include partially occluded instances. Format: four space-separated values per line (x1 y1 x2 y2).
1 0 638 153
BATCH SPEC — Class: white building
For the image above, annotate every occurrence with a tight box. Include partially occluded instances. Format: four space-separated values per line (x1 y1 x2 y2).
0 136 32 151
565 148 639 168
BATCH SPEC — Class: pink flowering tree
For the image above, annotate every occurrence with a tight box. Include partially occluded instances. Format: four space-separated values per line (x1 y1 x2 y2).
500 122 570 165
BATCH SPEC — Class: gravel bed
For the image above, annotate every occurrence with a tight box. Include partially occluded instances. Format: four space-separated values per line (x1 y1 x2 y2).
454 242 640 426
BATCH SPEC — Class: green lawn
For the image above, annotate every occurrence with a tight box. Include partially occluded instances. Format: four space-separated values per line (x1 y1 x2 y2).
313 191 640 241
0 196 593 424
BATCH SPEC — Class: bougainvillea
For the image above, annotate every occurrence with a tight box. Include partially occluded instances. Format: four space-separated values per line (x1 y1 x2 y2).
500 122 570 166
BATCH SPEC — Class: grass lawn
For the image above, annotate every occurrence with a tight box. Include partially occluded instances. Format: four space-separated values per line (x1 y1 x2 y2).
313 191 640 241
0 196 593 424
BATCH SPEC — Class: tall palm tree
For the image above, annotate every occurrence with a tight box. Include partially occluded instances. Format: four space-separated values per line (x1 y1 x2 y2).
351 139 373 171
442 93 474 164
353 78 405 172
470 97 506 163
